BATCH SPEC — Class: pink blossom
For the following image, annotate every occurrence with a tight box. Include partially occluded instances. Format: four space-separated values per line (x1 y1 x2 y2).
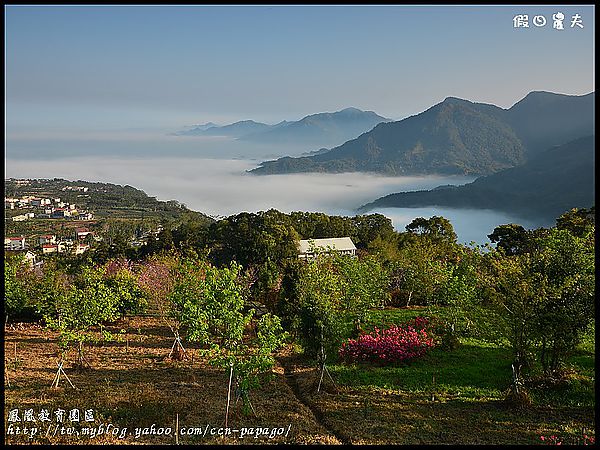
339 317 436 365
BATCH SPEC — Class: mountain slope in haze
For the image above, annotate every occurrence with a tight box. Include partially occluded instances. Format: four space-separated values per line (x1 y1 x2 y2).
507 91 595 155
250 91 594 176
180 122 219 132
240 107 391 148
174 108 390 148
359 135 595 221
184 120 273 138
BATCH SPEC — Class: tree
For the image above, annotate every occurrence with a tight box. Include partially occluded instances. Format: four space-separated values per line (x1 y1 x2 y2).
296 253 347 365
529 228 595 375
333 253 390 330
43 265 122 369
137 252 183 358
405 216 457 245
488 224 532 256
477 228 595 381
173 258 288 416
4 254 36 322
555 207 595 238
390 236 455 306
103 258 149 316
478 250 544 381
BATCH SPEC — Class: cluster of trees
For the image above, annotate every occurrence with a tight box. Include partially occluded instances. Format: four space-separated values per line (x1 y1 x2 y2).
5 257 147 366
4 205 595 401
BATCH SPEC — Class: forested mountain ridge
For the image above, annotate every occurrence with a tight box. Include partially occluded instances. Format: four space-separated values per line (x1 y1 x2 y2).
359 135 595 221
250 91 594 176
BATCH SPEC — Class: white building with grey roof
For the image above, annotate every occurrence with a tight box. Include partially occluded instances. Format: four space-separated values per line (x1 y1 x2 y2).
297 237 356 260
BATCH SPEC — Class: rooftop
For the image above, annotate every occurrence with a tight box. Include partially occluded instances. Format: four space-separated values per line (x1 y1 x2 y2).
297 237 356 254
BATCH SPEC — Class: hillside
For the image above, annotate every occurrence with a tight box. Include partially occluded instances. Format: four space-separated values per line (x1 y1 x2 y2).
4 178 214 223
250 91 594 176
507 91 595 155
359 136 595 221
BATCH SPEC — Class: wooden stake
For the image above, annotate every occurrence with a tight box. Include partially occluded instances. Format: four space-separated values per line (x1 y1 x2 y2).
316 364 325 393
175 414 179 445
225 363 234 430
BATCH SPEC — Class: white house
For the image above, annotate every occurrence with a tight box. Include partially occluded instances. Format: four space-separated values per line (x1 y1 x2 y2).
42 244 58 254
5 236 27 251
78 212 93 220
297 237 357 260
75 228 93 240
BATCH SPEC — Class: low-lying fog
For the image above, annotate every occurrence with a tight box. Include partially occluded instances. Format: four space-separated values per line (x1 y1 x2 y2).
6 133 551 245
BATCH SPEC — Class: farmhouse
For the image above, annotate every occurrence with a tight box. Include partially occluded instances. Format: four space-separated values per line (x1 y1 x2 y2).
51 208 70 218
297 237 357 260
75 228 93 240
5 236 27 251
42 244 59 254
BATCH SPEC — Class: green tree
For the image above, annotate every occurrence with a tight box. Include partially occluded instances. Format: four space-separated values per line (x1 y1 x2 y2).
555 207 595 238
405 216 457 245
488 224 532 256
4 254 36 321
478 250 544 381
173 258 287 416
103 258 149 316
294 251 349 392
43 264 122 367
529 228 595 375
478 228 595 381
333 253 389 331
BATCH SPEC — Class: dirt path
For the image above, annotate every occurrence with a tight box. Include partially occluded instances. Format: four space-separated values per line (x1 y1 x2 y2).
277 353 350 445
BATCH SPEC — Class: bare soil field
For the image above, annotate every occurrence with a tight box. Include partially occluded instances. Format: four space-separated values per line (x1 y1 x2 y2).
4 315 595 445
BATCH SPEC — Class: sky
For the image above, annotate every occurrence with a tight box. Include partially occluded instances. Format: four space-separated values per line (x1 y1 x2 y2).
5 4 595 134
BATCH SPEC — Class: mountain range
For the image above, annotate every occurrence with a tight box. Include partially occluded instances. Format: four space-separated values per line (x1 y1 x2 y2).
359 135 595 221
174 107 390 148
250 91 594 176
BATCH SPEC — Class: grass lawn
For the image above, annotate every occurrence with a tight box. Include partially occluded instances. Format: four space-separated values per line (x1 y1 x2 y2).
287 306 595 444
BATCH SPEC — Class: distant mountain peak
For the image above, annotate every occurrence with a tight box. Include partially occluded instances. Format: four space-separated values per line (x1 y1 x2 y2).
340 107 363 113
441 96 473 105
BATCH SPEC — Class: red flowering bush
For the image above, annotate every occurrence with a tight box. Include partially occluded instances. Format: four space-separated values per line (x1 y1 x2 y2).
339 317 436 365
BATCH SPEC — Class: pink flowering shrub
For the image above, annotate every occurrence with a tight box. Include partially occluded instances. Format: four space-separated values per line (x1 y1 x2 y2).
339 317 436 365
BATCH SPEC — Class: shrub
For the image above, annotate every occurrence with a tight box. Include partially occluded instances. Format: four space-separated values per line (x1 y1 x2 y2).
339 318 436 365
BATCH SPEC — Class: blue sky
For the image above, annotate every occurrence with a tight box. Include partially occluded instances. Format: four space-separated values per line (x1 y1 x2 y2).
5 5 595 131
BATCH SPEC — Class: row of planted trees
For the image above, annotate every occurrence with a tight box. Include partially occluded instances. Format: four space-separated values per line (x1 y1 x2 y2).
4 244 390 406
